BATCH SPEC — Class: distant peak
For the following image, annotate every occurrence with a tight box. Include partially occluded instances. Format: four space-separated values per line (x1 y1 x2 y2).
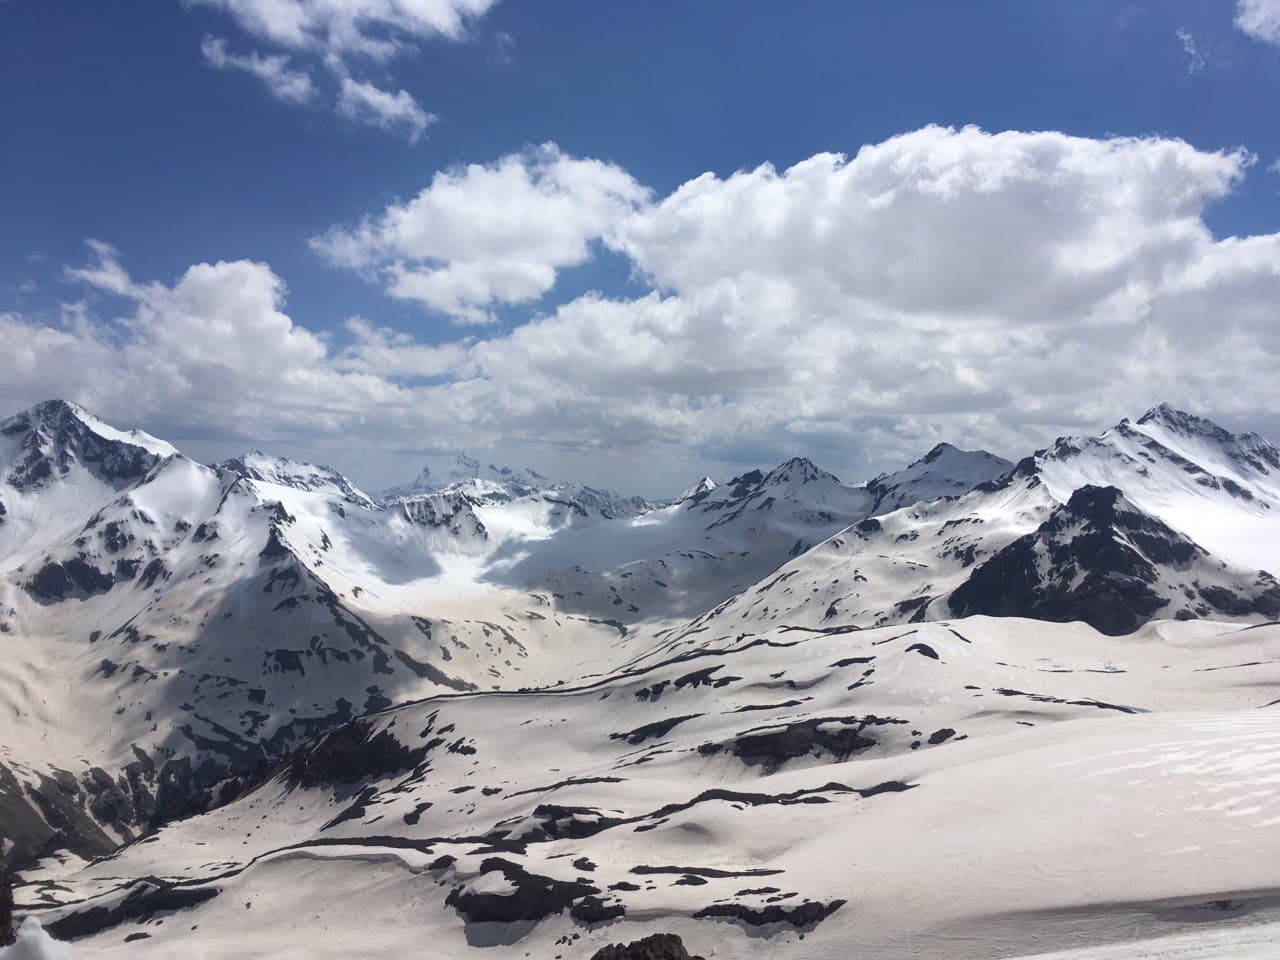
920 442 959 464
674 476 716 504
764 457 840 485
8 398 95 432
1135 401 1180 424
1136 403 1214 433
1131 403 1243 448
29 397 87 417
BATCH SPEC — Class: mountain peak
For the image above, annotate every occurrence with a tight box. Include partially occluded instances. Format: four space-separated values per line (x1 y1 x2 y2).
219 450 375 508
1 399 177 491
674 476 717 504
764 457 841 487
1062 482 1130 523
1136 401 1188 426
866 443 1013 513
384 453 551 500
1131 403 1239 446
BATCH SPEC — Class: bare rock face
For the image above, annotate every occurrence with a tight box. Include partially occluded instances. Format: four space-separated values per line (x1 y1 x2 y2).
0 869 15 947
590 933 702 960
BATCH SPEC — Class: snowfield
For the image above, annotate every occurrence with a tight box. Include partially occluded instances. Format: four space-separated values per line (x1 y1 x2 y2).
2 400 1279 959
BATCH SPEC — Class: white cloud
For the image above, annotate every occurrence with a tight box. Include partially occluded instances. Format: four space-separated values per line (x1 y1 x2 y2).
9 127 1280 493
189 0 499 140
335 76 434 141
190 0 498 59
200 35 317 104
1236 0 1280 45
311 144 649 321
1176 27 1207 74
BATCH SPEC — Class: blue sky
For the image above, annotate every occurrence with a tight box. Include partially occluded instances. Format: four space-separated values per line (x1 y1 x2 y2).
2 1 1280 496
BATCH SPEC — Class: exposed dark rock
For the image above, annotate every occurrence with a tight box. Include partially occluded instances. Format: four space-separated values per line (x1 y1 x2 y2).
949 485 1280 634
26 558 115 601
694 897 845 927
720 715 906 770
520 805 626 841
287 719 428 789
0 869 14 946
571 895 625 923
590 932 701 960
445 857 599 923
44 879 218 940
610 715 700 745
2 400 164 492
630 865 782 879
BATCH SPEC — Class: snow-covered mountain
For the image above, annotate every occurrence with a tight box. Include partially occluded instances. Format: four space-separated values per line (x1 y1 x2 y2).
948 484 1280 634
381 452 552 500
672 405 1280 654
3 399 1280 960
865 442 1013 513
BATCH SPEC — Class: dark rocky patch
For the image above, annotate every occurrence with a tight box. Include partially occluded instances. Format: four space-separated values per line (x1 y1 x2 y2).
694 898 845 927
26 558 115 602
287 719 428 788
519 805 626 841
589 932 702 960
0 869 13 946
445 857 599 923
630 865 782 879
44 879 219 940
403 801 433 825
571 895 625 923
505 776 626 800
610 715 700 745
720 715 906 770
674 666 739 690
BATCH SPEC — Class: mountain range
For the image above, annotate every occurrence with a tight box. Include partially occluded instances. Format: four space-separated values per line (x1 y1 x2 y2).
2 398 1279 959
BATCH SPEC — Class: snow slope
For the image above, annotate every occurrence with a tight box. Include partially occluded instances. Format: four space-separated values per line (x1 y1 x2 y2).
15 617 1280 960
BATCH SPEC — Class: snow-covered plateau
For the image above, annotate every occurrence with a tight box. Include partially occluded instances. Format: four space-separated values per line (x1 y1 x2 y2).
2 399 1279 959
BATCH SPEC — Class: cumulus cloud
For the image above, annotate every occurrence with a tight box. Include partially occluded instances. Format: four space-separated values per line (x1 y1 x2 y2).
335 76 434 141
188 0 499 140
311 144 649 321
190 0 498 59
1236 0 1280 45
7 243 418 446
200 35 318 104
8 126 1280 492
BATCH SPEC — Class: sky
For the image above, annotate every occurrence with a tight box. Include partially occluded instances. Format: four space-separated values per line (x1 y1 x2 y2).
2 0 1280 498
